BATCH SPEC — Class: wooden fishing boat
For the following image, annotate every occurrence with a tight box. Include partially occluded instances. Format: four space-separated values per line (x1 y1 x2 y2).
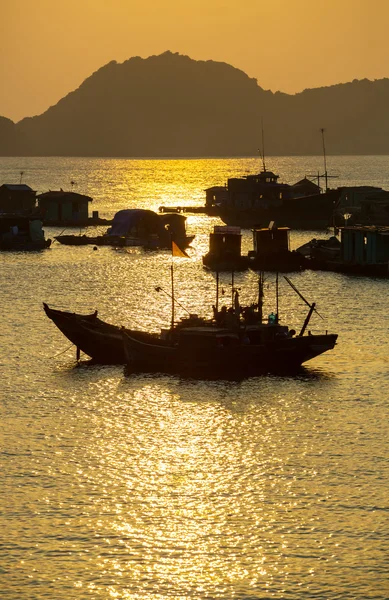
44 275 338 374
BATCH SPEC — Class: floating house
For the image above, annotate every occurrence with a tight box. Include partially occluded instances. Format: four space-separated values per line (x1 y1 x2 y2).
0 184 37 214
341 226 389 265
37 190 93 224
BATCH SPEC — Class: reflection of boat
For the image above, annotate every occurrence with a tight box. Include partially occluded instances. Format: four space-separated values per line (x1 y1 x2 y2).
55 209 194 249
0 215 51 250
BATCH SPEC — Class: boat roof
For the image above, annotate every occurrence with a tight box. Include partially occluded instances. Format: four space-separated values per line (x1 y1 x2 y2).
37 190 93 202
0 184 35 192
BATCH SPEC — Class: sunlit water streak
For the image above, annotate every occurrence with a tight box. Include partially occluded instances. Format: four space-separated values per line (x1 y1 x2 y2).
1 157 389 599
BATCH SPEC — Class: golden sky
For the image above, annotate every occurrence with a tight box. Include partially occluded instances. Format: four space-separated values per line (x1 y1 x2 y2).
1 0 388 122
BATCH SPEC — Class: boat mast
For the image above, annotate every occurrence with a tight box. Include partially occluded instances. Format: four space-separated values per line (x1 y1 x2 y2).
216 270 219 312
275 272 279 324
171 261 175 331
259 118 266 172
258 272 263 323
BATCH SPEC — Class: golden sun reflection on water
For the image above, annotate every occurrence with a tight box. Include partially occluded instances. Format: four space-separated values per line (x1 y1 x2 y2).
37 374 351 598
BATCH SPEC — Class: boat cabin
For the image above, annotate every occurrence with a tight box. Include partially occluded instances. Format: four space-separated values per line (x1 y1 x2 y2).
37 190 93 223
107 209 190 247
205 186 228 208
209 226 242 259
0 184 37 214
226 170 291 210
252 224 290 256
291 178 321 197
179 327 240 351
341 225 389 265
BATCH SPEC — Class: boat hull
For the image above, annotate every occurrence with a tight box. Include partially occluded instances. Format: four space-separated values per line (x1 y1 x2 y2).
44 305 338 374
43 304 160 363
122 330 338 376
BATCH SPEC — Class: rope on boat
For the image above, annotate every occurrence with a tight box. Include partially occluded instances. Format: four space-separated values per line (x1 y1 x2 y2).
51 227 67 244
50 343 79 358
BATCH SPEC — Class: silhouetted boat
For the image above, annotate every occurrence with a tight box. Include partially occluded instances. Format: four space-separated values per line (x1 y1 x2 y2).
296 235 341 261
205 169 340 229
55 209 194 249
44 275 337 374
0 215 51 250
204 131 340 229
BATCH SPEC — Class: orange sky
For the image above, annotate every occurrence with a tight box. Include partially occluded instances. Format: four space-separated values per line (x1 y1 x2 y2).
1 0 389 122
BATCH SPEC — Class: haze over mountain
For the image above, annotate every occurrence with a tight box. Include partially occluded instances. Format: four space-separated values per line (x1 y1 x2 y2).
1 52 388 157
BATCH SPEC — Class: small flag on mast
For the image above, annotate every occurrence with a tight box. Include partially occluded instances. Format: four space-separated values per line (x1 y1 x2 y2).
172 240 189 258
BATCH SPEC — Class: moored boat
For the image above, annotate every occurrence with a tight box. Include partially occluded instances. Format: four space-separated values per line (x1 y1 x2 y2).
0 215 51 250
44 274 338 374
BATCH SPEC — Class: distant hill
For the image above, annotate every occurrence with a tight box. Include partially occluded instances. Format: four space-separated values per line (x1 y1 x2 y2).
1 52 389 157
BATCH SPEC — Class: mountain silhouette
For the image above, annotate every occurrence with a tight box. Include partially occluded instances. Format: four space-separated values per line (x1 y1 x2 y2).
1 52 388 157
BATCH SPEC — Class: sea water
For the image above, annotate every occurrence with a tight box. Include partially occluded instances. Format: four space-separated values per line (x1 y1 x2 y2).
1 156 389 599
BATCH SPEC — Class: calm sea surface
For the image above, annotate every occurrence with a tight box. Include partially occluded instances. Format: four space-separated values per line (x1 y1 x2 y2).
1 156 389 599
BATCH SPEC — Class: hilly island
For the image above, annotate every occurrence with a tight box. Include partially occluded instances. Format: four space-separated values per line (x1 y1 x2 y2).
1 51 388 158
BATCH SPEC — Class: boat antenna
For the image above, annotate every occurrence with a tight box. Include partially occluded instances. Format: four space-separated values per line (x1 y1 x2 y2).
20 171 24 184
260 118 266 172
321 128 328 192
307 130 338 191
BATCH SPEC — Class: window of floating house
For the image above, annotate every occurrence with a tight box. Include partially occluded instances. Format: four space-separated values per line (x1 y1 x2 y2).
279 192 283 199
